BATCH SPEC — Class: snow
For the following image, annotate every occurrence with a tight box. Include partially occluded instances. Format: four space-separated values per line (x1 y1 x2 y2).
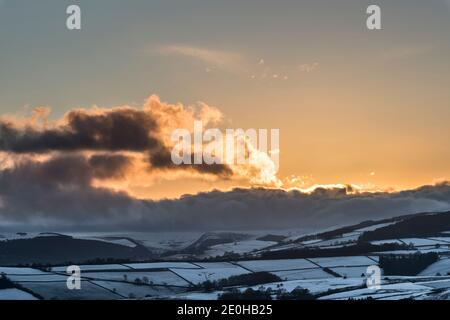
330 266 371 278
0 232 39 241
18 281 119 300
51 264 131 272
272 268 333 280
125 262 199 270
251 278 364 295
380 292 430 300
427 237 450 244
8 273 68 282
420 279 450 289
170 266 250 284
342 232 362 237
319 282 433 300
194 262 238 269
92 281 184 299
80 237 137 248
417 248 450 253
371 239 404 246
66 231 203 251
1 232 137 248
0 267 47 275
236 259 317 272
305 235 359 248
418 258 450 276
203 240 276 257
299 239 323 245
0 288 37 300
399 238 450 246
374 248 450 254
170 292 221 300
355 222 397 233
82 271 190 286
266 243 303 252
5 226 450 300
128 232 203 250
310 256 376 268
373 250 418 255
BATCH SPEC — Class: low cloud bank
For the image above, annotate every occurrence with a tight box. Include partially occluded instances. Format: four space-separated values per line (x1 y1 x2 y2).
0 155 449 232
1 95 449 232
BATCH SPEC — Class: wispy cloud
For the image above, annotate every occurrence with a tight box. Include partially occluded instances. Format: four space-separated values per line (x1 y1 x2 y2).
156 45 319 81
298 62 319 73
249 59 318 81
156 44 242 71
380 45 436 62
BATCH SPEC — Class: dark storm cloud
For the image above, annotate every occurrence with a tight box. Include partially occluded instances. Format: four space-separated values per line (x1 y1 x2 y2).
0 154 131 188
137 184 450 231
149 147 233 177
0 154 449 232
88 154 132 179
0 108 161 153
1 101 448 231
0 154 141 225
0 106 233 177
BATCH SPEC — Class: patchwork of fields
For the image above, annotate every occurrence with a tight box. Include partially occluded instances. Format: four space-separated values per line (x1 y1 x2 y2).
1 254 448 300
2 212 450 300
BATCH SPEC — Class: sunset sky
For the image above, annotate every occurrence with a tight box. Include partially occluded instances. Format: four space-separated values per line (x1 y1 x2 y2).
1 0 450 207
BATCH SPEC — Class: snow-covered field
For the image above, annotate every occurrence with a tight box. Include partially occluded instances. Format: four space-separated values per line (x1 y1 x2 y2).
116 232 204 250
309 256 376 268
371 239 405 246
2 255 450 300
303 236 359 248
272 268 332 280
0 232 45 241
92 281 184 299
8 273 68 282
78 237 138 248
419 258 450 276
82 271 190 286
2 217 450 300
0 267 48 275
399 238 450 246
249 278 365 295
19 281 119 300
124 262 199 270
318 282 435 300
235 259 317 272
202 240 277 257
51 264 131 272
170 265 250 284
330 266 370 278
354 222 397 233
0 288 38 300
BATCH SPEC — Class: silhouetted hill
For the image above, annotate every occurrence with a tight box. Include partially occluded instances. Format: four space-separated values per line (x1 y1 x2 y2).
0 235 152 265
359 211 450 242
182 232 250 254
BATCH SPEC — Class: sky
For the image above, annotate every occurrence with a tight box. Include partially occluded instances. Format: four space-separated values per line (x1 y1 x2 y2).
0 1 449 230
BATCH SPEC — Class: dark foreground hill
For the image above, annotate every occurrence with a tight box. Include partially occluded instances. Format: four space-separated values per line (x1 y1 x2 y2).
359 210 450 242
0 235 152 265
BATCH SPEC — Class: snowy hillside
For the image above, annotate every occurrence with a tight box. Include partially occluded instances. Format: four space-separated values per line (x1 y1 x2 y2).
1 210 450 300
